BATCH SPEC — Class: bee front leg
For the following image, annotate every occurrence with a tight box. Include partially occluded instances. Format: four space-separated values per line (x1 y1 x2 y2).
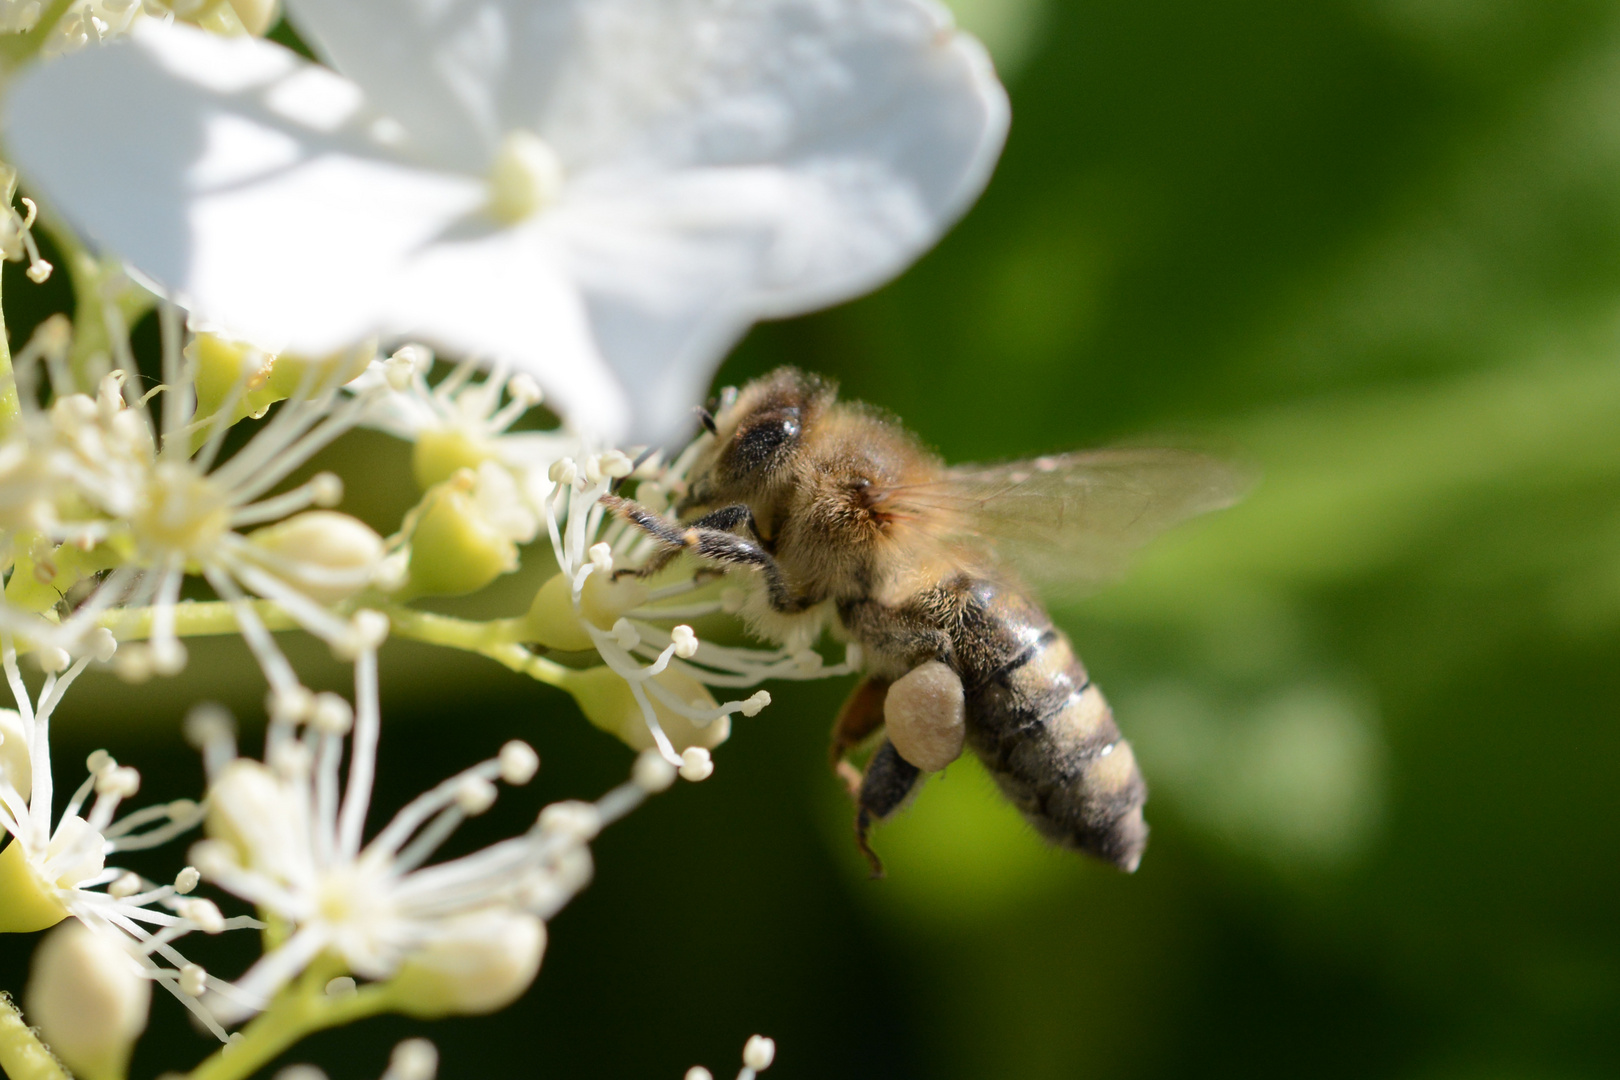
854 740 923 879
830 675 891 796
602 495 819 613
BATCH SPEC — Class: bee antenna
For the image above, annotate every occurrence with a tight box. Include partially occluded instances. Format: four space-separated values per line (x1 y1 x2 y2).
695 406 719 437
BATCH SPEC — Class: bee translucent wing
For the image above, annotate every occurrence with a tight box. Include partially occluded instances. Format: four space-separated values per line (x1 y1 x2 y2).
884 449 1249 599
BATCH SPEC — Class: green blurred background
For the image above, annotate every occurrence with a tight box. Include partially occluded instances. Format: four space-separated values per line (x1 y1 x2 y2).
7 0 1620 1076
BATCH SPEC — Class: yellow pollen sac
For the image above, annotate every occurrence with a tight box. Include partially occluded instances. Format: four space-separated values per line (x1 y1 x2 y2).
135 463 230 563
487 130 565 225
0 841 69 933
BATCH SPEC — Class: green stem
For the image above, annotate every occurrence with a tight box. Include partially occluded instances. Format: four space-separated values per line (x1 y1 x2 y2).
184 972 392 1080
96 601 578 690
0 993 71 1080
98 599 300 640
384 605 573 686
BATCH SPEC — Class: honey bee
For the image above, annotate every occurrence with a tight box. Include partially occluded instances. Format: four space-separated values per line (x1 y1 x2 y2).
608 368 1243 876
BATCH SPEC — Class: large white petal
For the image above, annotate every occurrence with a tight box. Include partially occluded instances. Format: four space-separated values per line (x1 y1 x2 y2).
4 22 481 354
281 0 583 171
384 223 629 441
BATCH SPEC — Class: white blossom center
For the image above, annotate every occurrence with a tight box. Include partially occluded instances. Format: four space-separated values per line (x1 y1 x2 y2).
486 130 565 226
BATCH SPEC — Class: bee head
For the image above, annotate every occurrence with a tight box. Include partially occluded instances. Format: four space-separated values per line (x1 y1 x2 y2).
682 368 835 511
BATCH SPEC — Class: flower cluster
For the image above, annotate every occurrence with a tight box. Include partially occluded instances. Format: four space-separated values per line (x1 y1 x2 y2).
0 0 1005 1073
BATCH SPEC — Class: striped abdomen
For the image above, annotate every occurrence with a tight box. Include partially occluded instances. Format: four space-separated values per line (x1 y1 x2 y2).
954 580 1148 872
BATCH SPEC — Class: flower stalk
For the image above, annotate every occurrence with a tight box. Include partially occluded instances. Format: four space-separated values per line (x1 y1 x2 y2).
0 994 71 1080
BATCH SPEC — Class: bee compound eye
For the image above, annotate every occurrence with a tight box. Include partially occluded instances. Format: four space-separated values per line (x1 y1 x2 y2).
729 408 802 474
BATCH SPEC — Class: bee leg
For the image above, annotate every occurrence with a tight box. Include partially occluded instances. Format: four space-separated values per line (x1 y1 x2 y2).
854 740 923 880
602 495 819 613
830 675 891 797
604 497 757 582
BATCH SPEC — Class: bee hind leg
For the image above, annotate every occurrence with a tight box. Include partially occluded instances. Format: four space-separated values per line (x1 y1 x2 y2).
853 740 923 879
830 675 891 797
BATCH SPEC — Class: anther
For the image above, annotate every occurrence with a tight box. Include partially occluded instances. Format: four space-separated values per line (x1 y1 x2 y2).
632 748 677 793
309 693 354 736
179 963 208 996
537 800 602 841
454 775 498 815
498 741 540 784
679 747 715 783
671 625 699 659
308 472 344 507
743 1036 776 1072
184 704 236 749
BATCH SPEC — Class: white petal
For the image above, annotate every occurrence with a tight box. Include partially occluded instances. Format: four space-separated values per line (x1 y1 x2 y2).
282 0 582 171
384 221 630 439
5 22 483 355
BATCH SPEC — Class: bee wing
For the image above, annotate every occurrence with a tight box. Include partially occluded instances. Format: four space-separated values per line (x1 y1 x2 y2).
882 449 1250 600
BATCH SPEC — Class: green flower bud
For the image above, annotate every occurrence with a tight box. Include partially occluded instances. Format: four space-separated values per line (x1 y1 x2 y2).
412 428 497 491
26 921 149 1080
187 332 281 434
524 571 649 651
401 479 515 598
565 666 730 754
401 465 536 598
0 841 68 934
189 334 374 449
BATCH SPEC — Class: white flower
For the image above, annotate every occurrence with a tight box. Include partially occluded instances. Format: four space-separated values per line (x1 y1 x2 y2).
190 649 665 1025
4 0 1008 443
0 637 256 1040
0 313 391 689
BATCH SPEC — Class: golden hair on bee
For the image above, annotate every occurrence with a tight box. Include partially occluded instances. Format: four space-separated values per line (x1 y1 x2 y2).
611 367 1245 876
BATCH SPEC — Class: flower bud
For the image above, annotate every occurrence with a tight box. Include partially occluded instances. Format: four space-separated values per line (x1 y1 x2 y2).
0 840 67 933
264 342 376 399
26 920 150 1080
400 465 534 598
188 332 279 435
524 571 649 651
248 511 384 604
564 667 729 754
884 661 966 772
412 428 497 491
388 909 546 1018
